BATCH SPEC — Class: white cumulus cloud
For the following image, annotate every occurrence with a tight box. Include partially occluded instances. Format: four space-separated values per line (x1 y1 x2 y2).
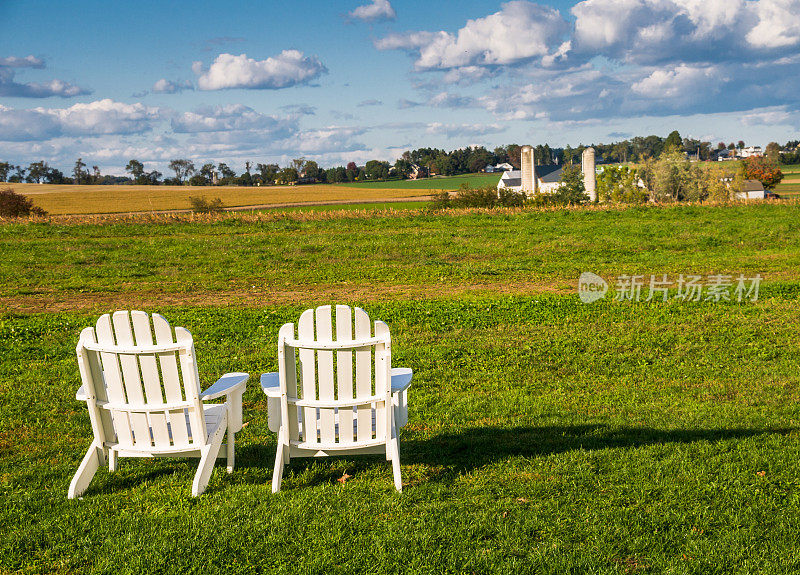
0 99 161 141
152 78 194 93
195 51 327 90
376 1 569 69
350 0 396 21
631 64 725 100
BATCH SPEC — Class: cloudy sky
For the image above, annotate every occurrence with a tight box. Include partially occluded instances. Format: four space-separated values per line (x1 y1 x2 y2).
2 0 799 174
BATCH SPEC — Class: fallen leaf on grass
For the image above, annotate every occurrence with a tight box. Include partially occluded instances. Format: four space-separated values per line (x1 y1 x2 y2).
757 470 766 477
337 473 352 484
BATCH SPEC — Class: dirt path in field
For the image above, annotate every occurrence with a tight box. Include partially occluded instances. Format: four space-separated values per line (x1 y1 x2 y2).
0 280 573 313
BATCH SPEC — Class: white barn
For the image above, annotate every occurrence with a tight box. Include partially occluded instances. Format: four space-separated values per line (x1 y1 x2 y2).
497 146 597 200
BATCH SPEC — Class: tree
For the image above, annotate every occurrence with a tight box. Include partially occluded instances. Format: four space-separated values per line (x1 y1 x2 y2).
125 159 145 183
217 162 235 182
737 140 745 149
291 158 306 174
741 156 783 190
345 161 358 182
256 163 279 185
665 130 682 151
553 164 589 205
364 160 390 180
646 147 702 201
393 158 413 179
26 161 49 184
145 170 162 185
765 142 781 163
0 162 10 182
597 166 646 203
701 163 743 202
276 167 298 184
73 158 87 185
302 160 321 181
197 163 216 185
44 167 66 184
168 159 195 184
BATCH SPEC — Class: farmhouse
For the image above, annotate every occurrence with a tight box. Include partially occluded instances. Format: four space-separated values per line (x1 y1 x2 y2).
738 146 762 158
497 145 597 201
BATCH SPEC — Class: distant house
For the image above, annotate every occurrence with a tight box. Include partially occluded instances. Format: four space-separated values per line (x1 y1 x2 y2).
408 164 426 180
715 149 735 161
486 162 514 173
735 179 766 200
497 165 564 194
737 146 762 158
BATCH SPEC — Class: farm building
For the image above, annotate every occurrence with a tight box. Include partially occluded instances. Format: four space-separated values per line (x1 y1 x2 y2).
498 145 597 200
735 179 766 200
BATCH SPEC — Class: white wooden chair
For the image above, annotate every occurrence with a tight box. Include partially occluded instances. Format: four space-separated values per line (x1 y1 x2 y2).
69 310 248 498
261 305 412 492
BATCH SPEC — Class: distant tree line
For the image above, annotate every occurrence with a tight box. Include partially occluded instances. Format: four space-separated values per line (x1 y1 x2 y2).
2 133 796 186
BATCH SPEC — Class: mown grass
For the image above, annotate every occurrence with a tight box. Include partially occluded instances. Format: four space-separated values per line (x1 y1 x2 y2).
11 183 433 216
2 202 799 311
3 202 800 573
3 296 800 573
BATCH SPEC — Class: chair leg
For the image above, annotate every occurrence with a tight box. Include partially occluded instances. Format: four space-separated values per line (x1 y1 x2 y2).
226 427 235 474
391 435 403 492
68 442 103 499
108 449 118 472
192 423 225 497
272 441 286 493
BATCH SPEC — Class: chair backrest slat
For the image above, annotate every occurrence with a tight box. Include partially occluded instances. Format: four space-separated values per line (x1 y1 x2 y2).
297 309 317 444
354 307 373 442
315 306 336 444
374 321 391 441
176 327 205 446
95 314 134 447
77 327 115 444
335 305 354 444
278 323 300 442
111 311 152 448
152 313 191 448
130 311 171 446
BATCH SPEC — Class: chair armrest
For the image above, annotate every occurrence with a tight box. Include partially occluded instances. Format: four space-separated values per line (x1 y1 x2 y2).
76 385 88 401
391 367 413 393
201 372 249 401
260 372 281 398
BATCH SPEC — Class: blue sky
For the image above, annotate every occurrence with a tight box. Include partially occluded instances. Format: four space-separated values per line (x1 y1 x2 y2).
1 0 799 175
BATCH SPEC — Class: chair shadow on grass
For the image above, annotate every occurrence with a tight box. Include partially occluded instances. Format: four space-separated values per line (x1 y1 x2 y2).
230 424 796 490
79 425 796 494
401 424 795 472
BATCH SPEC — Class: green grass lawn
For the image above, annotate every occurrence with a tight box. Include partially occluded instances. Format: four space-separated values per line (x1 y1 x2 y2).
3 203 800 573
341 172 502 190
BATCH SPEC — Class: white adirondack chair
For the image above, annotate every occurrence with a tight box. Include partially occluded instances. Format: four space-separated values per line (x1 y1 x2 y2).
261 305 412 492
69 310 248 498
